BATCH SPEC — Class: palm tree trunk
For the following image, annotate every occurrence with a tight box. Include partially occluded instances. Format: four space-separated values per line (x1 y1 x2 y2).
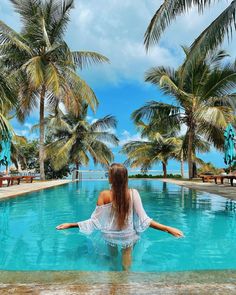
180 150 184 178
187 129 194 179
75 161 79 180
192 161 197 178
162 161 167 178
39 85 46 180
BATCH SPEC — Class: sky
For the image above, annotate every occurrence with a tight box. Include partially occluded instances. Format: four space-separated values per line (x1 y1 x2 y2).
0 0 235 174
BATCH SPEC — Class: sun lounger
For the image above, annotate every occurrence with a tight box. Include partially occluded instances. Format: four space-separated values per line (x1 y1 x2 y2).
199 174 236 186
22 176 35 183
0 176 12 187
216 175 236 186
199 174 215 182
10 176 23 185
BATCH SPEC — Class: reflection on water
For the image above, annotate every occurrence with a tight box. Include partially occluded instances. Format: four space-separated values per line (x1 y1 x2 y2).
0 180 235 271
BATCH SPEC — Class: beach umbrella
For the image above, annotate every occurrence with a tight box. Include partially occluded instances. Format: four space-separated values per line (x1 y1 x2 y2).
224 124 236 168
0 131 12 174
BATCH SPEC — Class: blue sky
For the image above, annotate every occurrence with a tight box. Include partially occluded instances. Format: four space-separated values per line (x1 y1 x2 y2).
1 0 235 173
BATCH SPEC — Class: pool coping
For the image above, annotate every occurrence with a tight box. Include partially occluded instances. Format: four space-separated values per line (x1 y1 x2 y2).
0 270 236 285
0 179 73 201
157 178 236 201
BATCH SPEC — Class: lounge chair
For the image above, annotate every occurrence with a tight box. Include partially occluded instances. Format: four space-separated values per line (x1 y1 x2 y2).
22 176 35 183
0 176 12 187
214 173 236 187
199 172 215 183
10 176 23 185
203 170 236 186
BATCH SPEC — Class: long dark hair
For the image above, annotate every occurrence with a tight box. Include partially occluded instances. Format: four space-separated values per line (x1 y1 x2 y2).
109 163 130 229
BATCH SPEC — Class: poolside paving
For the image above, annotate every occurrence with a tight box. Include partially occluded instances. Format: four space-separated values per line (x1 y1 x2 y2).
1 283 236 294
159 178 236 200
0 179 71 200
0 271 236 294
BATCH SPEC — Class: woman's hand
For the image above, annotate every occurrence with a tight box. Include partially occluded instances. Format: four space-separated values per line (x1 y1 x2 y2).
56 223 75 230
166 226 184 238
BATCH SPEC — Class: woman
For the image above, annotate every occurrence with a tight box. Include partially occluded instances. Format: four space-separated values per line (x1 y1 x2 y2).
56 163 183 270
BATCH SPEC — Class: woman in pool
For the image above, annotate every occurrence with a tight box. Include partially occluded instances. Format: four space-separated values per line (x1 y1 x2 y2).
56 163 183 270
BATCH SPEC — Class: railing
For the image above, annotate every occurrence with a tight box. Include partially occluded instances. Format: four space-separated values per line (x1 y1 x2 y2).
9 171 40 179
71 169 185 180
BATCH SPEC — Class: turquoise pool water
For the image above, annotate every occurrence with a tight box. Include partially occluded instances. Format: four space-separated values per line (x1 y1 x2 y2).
0 180 236 271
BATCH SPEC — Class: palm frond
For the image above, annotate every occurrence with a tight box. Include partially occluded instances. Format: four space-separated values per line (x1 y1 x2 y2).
201 64 236 99
180 2 236 78
92 132 119 146
90 115 117 131
144 0 213 49
47 0 75 42
72 51 109 70
132 101 181 133
0 20 33 55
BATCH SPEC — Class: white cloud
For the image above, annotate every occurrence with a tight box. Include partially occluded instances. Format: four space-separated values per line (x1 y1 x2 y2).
119 129 144 146
1 0 234 87
91 118 98 124
24 122 32 130
66 0 235 86
86 115 93 122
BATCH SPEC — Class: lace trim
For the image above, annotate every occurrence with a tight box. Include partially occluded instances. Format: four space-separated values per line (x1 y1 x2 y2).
135 217 152 233
104 236 140 249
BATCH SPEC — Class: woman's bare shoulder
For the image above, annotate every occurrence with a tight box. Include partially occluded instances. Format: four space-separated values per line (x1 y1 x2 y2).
97 190 112 206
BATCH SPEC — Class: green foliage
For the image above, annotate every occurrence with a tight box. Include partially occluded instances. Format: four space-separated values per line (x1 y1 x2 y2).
198 162 224 175
44 105 119 171
121 133 182 174
129 174 182 179
44 160 70 180
13 138 70 179
13 139 39 170
0 0 108 118
133 48 236 178
0 0 109 179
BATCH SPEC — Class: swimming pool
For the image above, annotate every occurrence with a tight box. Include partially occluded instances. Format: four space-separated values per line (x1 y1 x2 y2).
0 180 235 272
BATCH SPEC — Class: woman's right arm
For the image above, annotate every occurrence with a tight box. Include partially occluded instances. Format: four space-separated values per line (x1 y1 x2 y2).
133 189 183 237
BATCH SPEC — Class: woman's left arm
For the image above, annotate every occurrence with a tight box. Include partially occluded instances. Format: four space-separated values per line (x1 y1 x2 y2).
56 192 105 232
56 223 79 230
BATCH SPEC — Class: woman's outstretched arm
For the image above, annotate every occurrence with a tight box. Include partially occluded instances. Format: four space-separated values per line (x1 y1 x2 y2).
56 223 79 230
56 191 107 231
150 220 183 237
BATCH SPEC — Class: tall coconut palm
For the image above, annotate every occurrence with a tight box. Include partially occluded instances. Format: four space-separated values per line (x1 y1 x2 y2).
0 0 109 179
44 105 119 178
122 132 182 177
144 0 236 61
133 49 236 178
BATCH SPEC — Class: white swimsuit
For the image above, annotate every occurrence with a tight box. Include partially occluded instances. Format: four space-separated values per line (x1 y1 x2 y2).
78 189 152 248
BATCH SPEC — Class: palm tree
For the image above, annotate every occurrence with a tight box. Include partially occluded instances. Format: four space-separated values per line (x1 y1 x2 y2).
0 69 16 137
132 49 236 178
144 0 236 62
44 105 119 178
10 135 28 170
122 132 182 177
0 0 109 180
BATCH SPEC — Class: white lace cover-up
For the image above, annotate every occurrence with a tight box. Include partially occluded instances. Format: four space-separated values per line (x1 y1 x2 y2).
78 189 152 248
